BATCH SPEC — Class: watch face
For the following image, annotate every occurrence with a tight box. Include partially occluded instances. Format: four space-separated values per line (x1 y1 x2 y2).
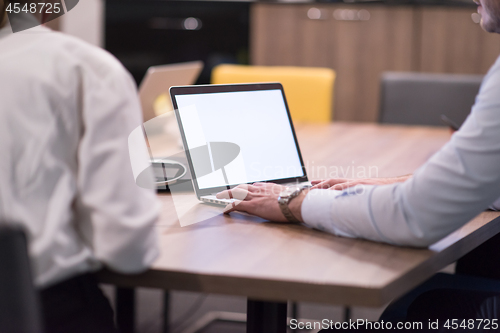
280 187 295 197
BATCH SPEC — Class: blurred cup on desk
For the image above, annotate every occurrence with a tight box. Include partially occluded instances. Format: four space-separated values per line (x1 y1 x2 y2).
128 108 185 192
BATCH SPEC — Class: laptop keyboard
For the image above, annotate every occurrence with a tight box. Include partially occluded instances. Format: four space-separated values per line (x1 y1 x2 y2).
201 195 235 206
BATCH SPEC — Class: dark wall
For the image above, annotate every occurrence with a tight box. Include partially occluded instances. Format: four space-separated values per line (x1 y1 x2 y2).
105 0 250 85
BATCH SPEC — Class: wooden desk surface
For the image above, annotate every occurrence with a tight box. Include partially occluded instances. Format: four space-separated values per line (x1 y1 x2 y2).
99 122 500 307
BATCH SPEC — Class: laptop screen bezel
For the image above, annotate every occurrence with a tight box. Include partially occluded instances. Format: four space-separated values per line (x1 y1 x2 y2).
170 82 309 198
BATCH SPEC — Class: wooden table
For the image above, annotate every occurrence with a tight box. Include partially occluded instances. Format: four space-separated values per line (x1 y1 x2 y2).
99 122 500 332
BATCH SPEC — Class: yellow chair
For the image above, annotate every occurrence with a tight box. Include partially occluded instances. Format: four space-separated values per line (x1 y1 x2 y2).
211 64 336 123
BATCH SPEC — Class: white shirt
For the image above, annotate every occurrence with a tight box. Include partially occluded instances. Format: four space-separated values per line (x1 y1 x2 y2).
0 15 160 288
302 55 500 247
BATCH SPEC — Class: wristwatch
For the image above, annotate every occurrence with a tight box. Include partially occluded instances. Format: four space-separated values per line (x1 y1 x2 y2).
278 186 309 223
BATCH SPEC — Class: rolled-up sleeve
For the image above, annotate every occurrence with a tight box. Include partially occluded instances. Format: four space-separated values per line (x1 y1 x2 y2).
75 52 160 273
302 57 500 247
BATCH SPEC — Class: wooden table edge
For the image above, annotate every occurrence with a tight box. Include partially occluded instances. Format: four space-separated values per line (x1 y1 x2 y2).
97 214 500 308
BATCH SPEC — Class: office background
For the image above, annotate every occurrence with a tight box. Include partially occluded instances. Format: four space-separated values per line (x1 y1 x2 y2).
53 0 499 124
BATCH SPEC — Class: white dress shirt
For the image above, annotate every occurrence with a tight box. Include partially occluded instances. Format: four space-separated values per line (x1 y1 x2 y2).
0 15 159 288
302 55 500 247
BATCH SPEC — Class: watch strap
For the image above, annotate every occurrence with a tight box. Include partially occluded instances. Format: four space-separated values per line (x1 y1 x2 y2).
278 187 307 223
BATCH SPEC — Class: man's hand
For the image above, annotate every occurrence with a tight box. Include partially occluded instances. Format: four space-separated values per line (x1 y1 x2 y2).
216 183 307 223
311 175 412 190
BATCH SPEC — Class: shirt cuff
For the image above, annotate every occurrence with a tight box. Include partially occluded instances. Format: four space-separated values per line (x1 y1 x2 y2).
301 189 353 237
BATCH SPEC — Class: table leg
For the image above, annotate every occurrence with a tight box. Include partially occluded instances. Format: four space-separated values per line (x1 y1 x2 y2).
344 306 351 322
116 287 135 333
246 299 287 333
291 302 299 331
163 291 170 333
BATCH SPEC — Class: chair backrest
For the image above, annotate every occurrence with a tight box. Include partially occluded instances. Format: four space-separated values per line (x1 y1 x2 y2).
379 72 483 127
211 64 336 123
0 225 42 333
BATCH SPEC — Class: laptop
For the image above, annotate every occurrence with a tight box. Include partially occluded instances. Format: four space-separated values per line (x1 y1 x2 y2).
139 61 203 122
138 61 203 189
169 82 310 206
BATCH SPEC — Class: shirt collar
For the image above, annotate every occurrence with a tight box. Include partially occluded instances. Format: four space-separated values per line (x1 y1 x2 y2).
0 12 48 40
0 20 12 40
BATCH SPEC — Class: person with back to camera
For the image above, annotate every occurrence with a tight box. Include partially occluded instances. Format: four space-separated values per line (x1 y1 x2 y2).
217 0 500 328
0 1 159 332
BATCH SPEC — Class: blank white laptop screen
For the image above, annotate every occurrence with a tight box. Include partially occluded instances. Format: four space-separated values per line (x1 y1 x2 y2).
175 89 304 190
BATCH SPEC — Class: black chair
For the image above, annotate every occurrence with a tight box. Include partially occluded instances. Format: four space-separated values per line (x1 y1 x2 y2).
0 225 42 333
379 72 483 127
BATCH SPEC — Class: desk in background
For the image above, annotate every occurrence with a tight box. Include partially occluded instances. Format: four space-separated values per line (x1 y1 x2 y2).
99 122 500 332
